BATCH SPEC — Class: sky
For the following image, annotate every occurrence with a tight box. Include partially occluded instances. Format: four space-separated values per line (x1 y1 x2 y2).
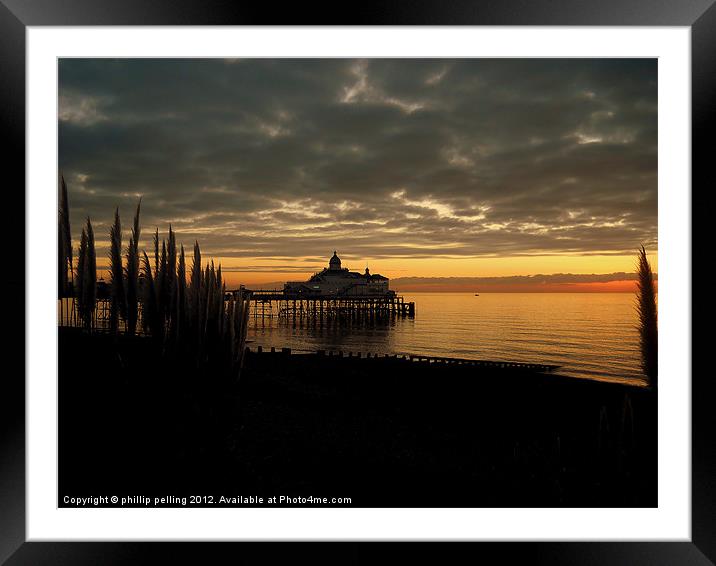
58 58 657 290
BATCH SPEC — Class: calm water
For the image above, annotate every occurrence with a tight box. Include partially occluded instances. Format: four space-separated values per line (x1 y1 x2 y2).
247 293 647 385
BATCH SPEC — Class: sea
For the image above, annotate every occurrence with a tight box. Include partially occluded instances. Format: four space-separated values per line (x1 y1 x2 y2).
246 292 647 385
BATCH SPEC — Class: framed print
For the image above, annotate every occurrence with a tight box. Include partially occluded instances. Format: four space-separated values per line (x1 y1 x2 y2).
1 1 710 564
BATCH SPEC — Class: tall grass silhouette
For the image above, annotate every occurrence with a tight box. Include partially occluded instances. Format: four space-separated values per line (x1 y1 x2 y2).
75 217 96 330
109 208 126 333
635 245 657 386
58 175 73 298
58 180 250 375
125 200 141 335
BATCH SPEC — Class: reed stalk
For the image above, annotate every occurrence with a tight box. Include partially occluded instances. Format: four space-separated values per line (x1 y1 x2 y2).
153 228 159 277
141 250 161 341
635 245 658 387
176 244 187 344
156 238 168 327
85 218 97 326
125 199 141 335
58 175 73 298
76 217 97 330
167 226 177 338
76 227 87 326
59 223 67 298
109 208 126 333
189 241 204 355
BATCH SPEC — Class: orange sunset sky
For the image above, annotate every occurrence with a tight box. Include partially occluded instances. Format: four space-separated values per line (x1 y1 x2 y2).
199 252 659 291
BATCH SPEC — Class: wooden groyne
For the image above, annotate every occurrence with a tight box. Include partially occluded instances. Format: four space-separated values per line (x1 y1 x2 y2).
246 346 559 374
231 289 416 319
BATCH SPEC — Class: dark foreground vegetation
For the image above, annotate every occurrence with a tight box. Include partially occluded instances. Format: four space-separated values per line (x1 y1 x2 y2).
59 328 656 508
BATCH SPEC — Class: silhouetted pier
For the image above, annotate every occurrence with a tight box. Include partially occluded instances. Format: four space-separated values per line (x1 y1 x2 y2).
231 289 416 319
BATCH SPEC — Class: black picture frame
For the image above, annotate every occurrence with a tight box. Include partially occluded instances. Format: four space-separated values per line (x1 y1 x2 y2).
1 1 709 563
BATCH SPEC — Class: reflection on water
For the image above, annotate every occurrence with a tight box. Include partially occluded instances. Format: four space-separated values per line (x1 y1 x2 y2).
247 292 648 385
251 310 404 356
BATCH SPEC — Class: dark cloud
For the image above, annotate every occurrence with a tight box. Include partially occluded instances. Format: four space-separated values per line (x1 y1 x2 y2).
59 58 657 261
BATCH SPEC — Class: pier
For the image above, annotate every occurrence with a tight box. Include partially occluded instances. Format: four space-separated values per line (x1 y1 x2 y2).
59 289 415 332
231 289 416 319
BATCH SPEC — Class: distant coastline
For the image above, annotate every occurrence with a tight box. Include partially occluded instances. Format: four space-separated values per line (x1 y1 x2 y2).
238 272 657 293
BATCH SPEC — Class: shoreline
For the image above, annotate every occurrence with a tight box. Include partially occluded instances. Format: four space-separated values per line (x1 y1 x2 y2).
244 344 649 388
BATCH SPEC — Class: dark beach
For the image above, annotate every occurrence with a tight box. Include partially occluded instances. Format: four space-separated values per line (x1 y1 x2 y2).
58 327 657 508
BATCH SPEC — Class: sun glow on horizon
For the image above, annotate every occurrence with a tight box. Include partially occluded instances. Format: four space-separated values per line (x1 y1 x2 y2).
120 251 656 290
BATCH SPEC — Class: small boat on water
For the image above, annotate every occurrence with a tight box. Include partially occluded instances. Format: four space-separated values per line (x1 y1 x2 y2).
474 293 480 296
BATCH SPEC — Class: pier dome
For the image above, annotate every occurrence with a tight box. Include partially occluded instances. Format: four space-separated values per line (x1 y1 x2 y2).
329 251 342 271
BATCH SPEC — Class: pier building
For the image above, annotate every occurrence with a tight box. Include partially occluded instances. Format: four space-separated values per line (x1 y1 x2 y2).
284 251 393 297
